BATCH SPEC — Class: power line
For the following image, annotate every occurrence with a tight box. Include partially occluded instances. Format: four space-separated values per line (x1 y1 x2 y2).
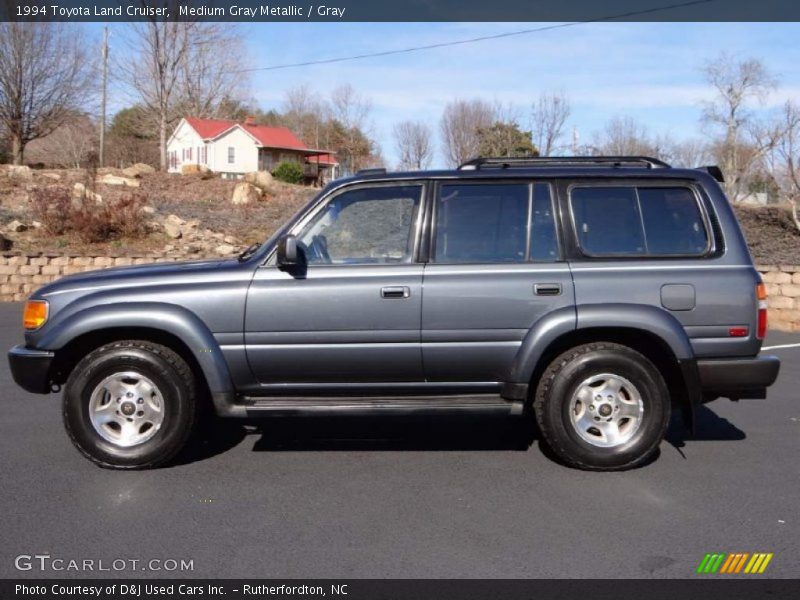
234 0 715 73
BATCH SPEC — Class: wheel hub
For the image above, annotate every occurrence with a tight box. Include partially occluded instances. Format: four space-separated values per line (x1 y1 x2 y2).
568 373 644 448
88 371 164 448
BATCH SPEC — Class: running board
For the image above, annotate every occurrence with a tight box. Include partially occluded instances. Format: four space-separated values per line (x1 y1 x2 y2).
241 395 524 417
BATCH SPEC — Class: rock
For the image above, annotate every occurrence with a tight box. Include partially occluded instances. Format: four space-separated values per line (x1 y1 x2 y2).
7 165 32 179
39 172 61 181
7 220 27 232
164 221 182 239
141 205 156 214
97 173 140 187
163 244 175 252
223 235 237 245
31 220 42 229
183 219 200 231
231 181 261 205
165 214 184 225
0 233 12 251
72 182 102 205
122 163 156 178
215 243 236 255
244 170 273 190
181 164 210 175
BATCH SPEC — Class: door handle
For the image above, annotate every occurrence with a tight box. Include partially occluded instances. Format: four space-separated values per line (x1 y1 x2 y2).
381 286 411 299
534 283 562 296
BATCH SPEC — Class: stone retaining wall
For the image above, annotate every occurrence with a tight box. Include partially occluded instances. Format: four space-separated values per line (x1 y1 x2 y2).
758 265 800 332
1 254 799 332
0 252 217 302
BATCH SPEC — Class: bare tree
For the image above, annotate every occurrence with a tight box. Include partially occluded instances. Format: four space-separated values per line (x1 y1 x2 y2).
283 84 327 149
531 90 571 156
178 26 246 120
329 84 376 173
120 18 246 170
701 53 777 200
440 99 495 167
592 116 658 156
0 22 95 165
393 120 433 170
668 138 712 168
762 102 800 232
25 113 96 168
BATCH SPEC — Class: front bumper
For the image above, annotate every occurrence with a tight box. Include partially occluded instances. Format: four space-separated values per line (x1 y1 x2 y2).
8 345 55 394
697 354 780 400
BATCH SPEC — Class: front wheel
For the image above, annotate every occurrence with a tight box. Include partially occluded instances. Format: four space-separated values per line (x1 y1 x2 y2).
533 342 670 471
63 340 197 469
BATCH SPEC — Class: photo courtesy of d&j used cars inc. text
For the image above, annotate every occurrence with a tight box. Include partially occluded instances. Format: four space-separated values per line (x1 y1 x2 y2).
0 1 798 598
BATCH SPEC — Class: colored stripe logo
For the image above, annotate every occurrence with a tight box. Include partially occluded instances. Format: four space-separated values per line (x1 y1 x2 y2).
696 552 773 574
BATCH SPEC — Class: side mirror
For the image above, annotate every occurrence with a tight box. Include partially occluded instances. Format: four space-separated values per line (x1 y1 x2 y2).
277 234 299 266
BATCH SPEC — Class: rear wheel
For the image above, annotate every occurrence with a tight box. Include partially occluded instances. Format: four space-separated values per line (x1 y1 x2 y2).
63 340 197 469
533 342 670 470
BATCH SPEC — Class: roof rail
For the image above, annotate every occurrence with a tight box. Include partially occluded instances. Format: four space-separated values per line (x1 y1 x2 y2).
458 156 672 170
355 167 387 176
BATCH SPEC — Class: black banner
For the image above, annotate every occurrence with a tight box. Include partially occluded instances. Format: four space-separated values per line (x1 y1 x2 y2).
3 0 800 22
4 579 800 600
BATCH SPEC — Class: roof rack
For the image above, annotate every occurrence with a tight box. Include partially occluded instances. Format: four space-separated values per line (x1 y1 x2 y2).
458 156 672 170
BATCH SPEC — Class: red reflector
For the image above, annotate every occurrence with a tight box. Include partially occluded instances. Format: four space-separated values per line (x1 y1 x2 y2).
729 327 749 337
757 308 768 340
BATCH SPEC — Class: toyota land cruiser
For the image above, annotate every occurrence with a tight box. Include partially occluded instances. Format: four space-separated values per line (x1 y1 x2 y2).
8 156 781 470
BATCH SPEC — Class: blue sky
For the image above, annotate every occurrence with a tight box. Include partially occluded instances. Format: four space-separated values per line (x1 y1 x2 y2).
99 22 800 167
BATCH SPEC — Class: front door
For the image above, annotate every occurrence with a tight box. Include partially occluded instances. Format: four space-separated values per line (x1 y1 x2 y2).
245 183 426 389
421 181 574 384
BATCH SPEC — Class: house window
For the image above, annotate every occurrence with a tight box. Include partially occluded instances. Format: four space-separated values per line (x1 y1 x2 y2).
228 147 235 164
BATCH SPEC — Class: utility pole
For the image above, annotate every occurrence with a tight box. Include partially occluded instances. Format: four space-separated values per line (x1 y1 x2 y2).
99 26 109 167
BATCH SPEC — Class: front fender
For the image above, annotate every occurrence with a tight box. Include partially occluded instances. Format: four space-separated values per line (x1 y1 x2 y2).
34 302 239 415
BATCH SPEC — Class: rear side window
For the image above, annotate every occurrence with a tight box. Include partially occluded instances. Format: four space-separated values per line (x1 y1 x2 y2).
434 184 529 263
571 186 708 257
433 183 558 264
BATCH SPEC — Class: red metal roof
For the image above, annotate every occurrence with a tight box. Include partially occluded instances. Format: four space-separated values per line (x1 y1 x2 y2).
184 116 326 152
184 116 234 140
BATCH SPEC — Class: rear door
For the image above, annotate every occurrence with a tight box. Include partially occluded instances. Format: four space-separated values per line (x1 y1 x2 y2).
421 180 575 384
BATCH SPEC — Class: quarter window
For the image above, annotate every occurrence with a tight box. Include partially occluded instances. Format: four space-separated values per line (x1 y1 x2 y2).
296 185 422 265
571 186 708 257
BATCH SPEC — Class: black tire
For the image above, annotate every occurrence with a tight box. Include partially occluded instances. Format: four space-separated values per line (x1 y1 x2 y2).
63 340 197 469
533 342 670 471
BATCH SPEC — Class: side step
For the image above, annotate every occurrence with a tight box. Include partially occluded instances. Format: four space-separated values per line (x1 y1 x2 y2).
241 395 524 417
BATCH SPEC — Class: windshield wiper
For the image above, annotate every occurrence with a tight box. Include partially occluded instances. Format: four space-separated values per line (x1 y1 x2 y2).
237 242 262 262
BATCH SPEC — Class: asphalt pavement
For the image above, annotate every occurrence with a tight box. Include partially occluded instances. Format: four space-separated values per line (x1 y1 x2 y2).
1 302 798 579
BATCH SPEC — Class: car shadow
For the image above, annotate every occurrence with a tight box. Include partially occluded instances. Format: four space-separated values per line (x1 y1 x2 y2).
665 404 747 455
249 415 536 452
173 403 746 468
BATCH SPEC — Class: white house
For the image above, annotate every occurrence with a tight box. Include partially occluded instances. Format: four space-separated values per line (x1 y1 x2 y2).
167 116 338 184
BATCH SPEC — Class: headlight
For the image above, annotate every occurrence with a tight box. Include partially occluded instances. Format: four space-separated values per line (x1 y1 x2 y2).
23 299 49 330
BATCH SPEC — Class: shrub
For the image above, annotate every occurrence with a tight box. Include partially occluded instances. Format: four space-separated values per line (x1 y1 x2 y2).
272 161 304 184
29 186 72 235
29 185 148 243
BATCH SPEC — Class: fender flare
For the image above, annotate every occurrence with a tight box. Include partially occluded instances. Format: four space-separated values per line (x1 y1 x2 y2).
504 303 700 428
37 302 241 417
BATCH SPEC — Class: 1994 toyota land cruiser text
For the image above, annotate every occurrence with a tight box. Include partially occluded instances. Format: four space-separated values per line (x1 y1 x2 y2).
7 156 780 470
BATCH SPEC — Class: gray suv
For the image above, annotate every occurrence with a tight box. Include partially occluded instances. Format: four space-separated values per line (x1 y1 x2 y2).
8 156 780 470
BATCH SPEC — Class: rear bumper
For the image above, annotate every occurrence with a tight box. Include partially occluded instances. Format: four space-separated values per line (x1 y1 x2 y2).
697 354 780 400
8 345 54 394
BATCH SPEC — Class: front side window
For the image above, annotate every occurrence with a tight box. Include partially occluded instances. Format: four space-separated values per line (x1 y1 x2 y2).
296 185 422 265
571 185 708 257
434 183 530 264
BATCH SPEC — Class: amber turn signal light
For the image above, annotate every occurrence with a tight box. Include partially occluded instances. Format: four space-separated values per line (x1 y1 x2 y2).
23 300 49 330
